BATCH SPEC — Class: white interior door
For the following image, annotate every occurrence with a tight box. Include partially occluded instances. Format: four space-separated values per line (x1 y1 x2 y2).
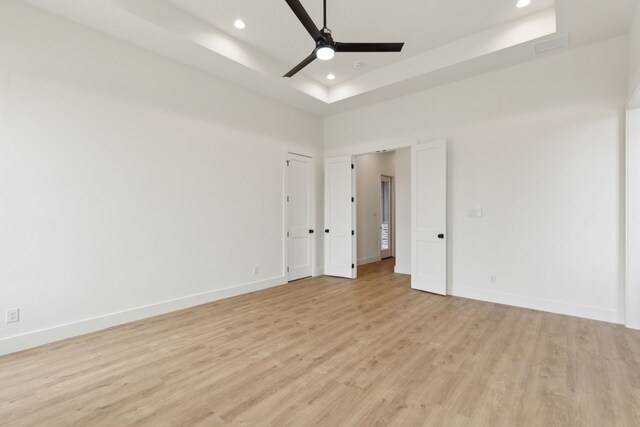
324 156 356 278
411 140 447 295
287 154 313 281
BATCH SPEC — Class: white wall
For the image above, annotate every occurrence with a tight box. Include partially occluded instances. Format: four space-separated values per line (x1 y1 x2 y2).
628 2 640 329
629 2 640 106
354 152 395 265
627 109 640 329
394 148 411 275
0 1 324 354
326 37 628 323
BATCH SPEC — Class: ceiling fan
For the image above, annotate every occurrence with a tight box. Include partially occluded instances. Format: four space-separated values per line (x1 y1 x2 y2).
283 0 405 78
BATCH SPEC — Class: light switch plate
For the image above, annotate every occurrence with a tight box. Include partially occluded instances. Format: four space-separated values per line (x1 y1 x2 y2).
467 208 483 218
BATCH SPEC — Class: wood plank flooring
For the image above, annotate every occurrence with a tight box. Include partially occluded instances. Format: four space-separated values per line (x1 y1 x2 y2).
1 258 640 426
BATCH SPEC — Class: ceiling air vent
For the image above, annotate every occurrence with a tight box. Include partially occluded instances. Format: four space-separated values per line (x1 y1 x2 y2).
533 33 569 55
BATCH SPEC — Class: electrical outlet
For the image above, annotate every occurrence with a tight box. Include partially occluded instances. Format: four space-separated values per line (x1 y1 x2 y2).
253 266 259 275
489 275 497 284
6 308 19 324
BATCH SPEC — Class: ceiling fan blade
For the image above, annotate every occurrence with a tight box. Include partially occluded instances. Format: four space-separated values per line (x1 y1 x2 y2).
335 42 405 53
285 0 324 42
283 51 317 78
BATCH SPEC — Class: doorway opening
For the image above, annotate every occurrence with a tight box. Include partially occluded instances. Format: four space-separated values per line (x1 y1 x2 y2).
353 151 398 269
324 139 446 293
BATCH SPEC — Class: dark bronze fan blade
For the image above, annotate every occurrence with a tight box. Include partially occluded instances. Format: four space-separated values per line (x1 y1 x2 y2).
335 42 404 53
283 51 317 77
285 0 324 41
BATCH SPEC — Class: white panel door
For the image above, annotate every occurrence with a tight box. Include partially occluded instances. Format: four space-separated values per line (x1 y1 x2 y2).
287 154 313 281
324 156 356 278
411 140 447 295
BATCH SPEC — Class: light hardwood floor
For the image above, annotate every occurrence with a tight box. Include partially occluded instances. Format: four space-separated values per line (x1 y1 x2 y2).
2 259 640 426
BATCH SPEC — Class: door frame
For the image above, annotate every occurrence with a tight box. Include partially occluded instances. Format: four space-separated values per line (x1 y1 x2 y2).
284 151 316 281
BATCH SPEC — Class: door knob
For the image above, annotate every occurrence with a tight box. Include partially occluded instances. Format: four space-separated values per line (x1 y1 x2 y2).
325 229 330 233
309 229 314 234
438 234 445 239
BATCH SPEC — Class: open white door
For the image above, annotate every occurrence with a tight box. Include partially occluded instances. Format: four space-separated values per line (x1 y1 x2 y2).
411 140 447 295
324 156 356 278
287 153 313 281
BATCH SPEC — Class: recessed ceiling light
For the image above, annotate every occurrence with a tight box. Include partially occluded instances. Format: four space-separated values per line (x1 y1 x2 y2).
516 0 531 8
327 73 336 80
234 19 246 29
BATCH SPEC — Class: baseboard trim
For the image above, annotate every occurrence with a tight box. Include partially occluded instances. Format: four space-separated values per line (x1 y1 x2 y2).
0 275 287 356
394 266 411 275
3 278 624 356
358 255 381 266
451 285 624 324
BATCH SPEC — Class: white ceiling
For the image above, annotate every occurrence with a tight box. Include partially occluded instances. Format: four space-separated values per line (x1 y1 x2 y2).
18 0 639 116
166 0 555 85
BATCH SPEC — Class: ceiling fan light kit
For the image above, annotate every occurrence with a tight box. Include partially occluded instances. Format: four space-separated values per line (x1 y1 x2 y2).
316 46 335 60
283 0 404 77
